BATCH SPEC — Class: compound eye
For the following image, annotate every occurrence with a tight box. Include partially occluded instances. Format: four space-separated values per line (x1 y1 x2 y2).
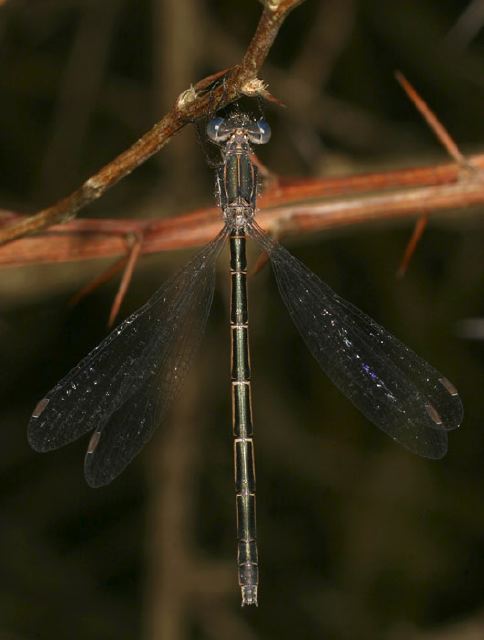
206 117 230 142
248 119 271 145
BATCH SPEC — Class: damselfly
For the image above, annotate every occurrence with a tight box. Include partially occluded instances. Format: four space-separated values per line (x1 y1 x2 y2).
28 111 463 606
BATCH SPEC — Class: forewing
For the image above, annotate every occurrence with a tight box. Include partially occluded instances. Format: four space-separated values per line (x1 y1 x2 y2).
249 224 462 459
28 229 227 482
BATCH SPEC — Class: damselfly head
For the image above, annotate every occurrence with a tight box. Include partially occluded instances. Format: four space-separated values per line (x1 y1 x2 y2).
206 114 271 146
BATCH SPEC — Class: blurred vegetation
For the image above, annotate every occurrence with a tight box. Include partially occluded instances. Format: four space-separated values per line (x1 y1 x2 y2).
0 1 483 639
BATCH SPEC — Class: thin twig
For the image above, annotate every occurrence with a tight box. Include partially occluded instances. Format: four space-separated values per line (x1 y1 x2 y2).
395 71 468 166
108 233 143 327
395 72 474 273
69 256 127 308
397 215 428 278
0 0 304 247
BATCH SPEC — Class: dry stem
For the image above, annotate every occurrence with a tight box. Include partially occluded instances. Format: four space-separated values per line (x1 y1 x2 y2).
0 154 483 268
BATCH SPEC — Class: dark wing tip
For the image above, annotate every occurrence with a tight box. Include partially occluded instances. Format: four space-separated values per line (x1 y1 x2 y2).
84 431 122 488
436 377 464 431
27 397 55 452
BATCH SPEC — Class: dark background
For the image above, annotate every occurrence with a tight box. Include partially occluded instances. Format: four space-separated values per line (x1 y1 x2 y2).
1 1 483 639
